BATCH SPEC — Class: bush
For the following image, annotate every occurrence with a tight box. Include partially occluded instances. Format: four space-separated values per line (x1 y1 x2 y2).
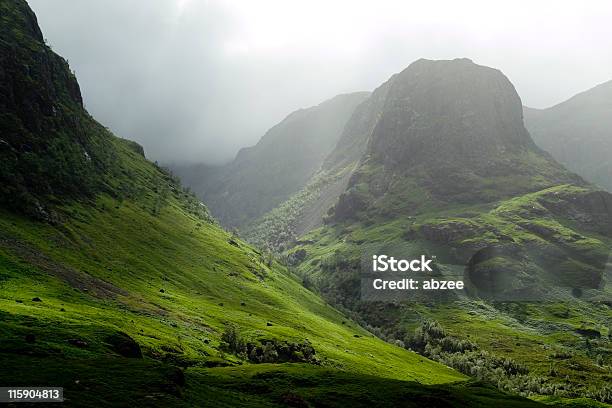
220 323 246 355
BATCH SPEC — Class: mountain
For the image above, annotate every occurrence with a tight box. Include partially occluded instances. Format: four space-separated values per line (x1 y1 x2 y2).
330 58 584 220
172 92 369 229
0 2 548 406
524 80 612 192
0 0 137 220
277 59 612 403
244 59 585 249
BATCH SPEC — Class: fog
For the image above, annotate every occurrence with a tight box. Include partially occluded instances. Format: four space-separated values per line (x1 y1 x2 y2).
29 0 612 164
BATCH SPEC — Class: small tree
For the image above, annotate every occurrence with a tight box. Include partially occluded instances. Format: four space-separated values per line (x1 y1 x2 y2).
221 323 245 354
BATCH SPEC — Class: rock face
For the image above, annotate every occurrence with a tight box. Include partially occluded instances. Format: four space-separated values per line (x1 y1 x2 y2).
172 92 370 228
0 0 145 218
368 58 536 167
328 58 584 222
244 58 590 251
105 332 143 358
524 80 612 192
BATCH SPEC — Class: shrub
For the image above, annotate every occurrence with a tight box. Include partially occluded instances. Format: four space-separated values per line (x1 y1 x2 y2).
220 323 246 355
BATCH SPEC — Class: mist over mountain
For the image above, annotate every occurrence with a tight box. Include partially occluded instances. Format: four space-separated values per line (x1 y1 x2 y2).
244 59 590 250
329 58 584 221
26 0 612 165
524 80 612 192
172 92 369 228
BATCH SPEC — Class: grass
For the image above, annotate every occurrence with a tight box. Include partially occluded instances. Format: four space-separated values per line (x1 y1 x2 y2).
290 183 612 404
0 143 477 405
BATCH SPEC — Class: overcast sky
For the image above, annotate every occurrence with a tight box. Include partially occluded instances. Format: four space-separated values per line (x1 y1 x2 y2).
29 0 612 165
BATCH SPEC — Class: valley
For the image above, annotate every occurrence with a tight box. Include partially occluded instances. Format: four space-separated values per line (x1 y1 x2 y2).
1 0 611 406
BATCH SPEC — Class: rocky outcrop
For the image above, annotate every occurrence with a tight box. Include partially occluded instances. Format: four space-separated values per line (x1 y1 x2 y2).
368 58 537 168
537 189 612 236
324 58 585 222
0 0 120 216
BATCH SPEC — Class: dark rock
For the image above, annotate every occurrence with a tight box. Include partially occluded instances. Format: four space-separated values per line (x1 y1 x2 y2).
15 299 23 303
266 322 273 326
165 367 185 386
329 191 367 222
31 297 42 302
279 393 309 408
68 339 88 348
105 332 142 358
575 328 601 338
464 245 523 298
159 289 165 293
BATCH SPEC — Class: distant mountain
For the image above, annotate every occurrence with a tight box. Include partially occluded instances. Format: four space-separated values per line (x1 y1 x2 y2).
172 92 369 229
524 80 612 191
329 58 583 220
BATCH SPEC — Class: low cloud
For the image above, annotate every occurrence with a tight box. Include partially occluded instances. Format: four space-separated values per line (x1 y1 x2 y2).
29 0 612 164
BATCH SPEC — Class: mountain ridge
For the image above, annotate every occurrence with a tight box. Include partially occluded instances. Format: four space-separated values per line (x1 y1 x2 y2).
172 91 370 229
524 79 612 192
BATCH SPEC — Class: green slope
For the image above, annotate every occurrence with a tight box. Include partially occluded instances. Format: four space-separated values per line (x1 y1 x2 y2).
290 184 612 404
0 179 465 383
0 172 470 405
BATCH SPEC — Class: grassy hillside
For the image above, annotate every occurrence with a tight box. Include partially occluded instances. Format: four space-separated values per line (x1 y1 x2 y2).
289 183 612 404
0 146 471 404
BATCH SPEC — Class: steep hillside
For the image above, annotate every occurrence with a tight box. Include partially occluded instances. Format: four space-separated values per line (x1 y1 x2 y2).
524 80 612 192
172 92 369 229
0 2 544 406
284 59 612 403
0 0 141 220
243 77 396 250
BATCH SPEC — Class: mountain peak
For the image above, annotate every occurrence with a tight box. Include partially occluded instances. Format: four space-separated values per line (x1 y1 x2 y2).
323 59 583 222
368 58 535 169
